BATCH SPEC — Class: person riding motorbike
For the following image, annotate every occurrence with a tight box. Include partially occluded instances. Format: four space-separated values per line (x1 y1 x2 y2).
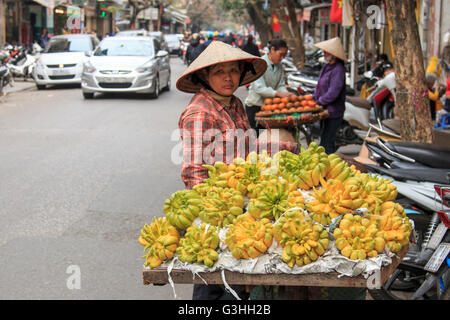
186 34 205 66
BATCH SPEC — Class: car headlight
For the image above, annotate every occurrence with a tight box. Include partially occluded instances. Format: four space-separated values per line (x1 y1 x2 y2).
136 62 155 73
83 61 96 73
35 58 44 67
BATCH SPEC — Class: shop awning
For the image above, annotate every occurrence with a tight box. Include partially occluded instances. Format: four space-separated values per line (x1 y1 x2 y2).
164 8 189 24
33 0 55 8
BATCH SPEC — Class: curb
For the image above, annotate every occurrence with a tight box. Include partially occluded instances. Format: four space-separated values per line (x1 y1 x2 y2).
1 82 36 98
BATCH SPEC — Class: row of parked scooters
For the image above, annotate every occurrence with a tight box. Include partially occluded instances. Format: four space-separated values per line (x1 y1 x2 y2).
0 42 43 96
281 49 450 300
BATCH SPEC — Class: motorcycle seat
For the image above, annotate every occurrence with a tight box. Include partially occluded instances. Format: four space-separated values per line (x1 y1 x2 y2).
383 139 450 169
345 96 371 110
381 119 400 134
365 164 450 184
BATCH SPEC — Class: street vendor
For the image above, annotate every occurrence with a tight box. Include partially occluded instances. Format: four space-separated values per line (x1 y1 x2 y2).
313 37 347 155
244 38 295 133
176 40 299 299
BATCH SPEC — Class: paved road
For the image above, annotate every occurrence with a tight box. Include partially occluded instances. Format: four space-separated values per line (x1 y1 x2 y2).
0 57 195 299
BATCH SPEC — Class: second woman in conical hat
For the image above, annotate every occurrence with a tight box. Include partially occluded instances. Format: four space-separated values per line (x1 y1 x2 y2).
313 37 347 154
176 41 299 299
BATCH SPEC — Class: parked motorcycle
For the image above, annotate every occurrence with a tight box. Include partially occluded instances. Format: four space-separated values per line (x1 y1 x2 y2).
0 47 13 95
6 43 42 81
354 133 450 299
368 184 449 300
287 72 373 149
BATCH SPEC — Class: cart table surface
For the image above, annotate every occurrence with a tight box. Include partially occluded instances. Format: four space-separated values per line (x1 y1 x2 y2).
143 244 408 288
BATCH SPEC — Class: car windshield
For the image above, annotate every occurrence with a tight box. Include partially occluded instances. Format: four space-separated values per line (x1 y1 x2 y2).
117 31 147 36
45 37 91 53
93 39 154 57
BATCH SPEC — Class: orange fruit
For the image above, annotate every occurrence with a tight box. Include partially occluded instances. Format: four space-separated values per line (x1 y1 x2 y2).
278 103 286 109
289 95 298 102
273 109 281 113
281 97 289 104
298 96 304 101
288 107 297 112
286 102 293 109
308 101 316 107
273 97 281 104
304 95 313 100
301 100 308 107
281 108 289 112
264 98 273 105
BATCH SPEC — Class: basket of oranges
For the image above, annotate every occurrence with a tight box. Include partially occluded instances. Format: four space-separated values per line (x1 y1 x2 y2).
255 95 329 129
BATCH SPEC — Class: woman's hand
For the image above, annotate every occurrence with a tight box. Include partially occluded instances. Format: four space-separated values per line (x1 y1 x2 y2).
258 128 297 144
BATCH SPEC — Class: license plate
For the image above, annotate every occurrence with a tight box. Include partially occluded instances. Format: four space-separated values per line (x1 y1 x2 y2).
426 223 448 250
100 77 128 83
424 242 450 272
52 69 70 76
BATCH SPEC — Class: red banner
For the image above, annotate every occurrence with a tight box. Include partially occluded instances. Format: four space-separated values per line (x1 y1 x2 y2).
271 14 281 33
330 0 343 24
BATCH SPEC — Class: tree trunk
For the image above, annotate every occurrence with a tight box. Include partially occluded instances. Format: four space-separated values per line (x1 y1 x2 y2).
247 0 272 47
285 0 305 69
270 0 305 69
385 0 433 143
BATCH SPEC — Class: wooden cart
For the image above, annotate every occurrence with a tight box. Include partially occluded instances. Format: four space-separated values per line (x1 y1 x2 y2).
143 244 408 288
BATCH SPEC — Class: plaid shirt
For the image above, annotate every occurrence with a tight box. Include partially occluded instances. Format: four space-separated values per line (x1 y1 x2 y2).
178 89 298 189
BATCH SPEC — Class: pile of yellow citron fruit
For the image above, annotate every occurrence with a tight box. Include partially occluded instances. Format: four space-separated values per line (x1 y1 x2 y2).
139 142 412 269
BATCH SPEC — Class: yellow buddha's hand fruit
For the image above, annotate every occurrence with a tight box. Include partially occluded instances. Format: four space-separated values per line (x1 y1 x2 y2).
139 217 180 268
273 210 329 267
225 214 273 260
176 223 220 267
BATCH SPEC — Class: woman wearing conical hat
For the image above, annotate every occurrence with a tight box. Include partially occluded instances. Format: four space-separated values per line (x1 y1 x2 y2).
313 37 347 154
176 41 299 299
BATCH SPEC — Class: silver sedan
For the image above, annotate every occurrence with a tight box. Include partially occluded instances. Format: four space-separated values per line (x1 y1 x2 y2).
81 36 170 99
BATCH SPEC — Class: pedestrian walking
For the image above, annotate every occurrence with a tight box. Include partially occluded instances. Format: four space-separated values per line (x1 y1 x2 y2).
313 37 347 155
39 28 50 49
185 34 205 66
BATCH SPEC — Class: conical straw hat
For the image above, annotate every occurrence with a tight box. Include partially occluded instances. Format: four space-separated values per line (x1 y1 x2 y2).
176 41 267 93
314 37 347 62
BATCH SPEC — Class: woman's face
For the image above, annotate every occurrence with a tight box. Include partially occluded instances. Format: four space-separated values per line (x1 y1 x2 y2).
207 61 241 96
269 46 288 64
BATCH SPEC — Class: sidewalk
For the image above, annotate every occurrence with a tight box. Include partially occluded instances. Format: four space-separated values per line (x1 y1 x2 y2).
2 79 36 97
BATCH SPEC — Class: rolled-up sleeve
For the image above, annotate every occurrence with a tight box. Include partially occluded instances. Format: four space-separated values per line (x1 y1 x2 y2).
180 112 216 189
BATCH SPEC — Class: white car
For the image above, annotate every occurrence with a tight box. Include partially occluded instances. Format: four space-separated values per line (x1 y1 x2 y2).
165 34 181 55
81 36 170 99
115 29 151 37
33 34 100 89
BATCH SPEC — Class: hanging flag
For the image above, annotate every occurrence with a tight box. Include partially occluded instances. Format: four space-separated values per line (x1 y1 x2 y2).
330 0 343 24
342 0 354 27
271 14 281 33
